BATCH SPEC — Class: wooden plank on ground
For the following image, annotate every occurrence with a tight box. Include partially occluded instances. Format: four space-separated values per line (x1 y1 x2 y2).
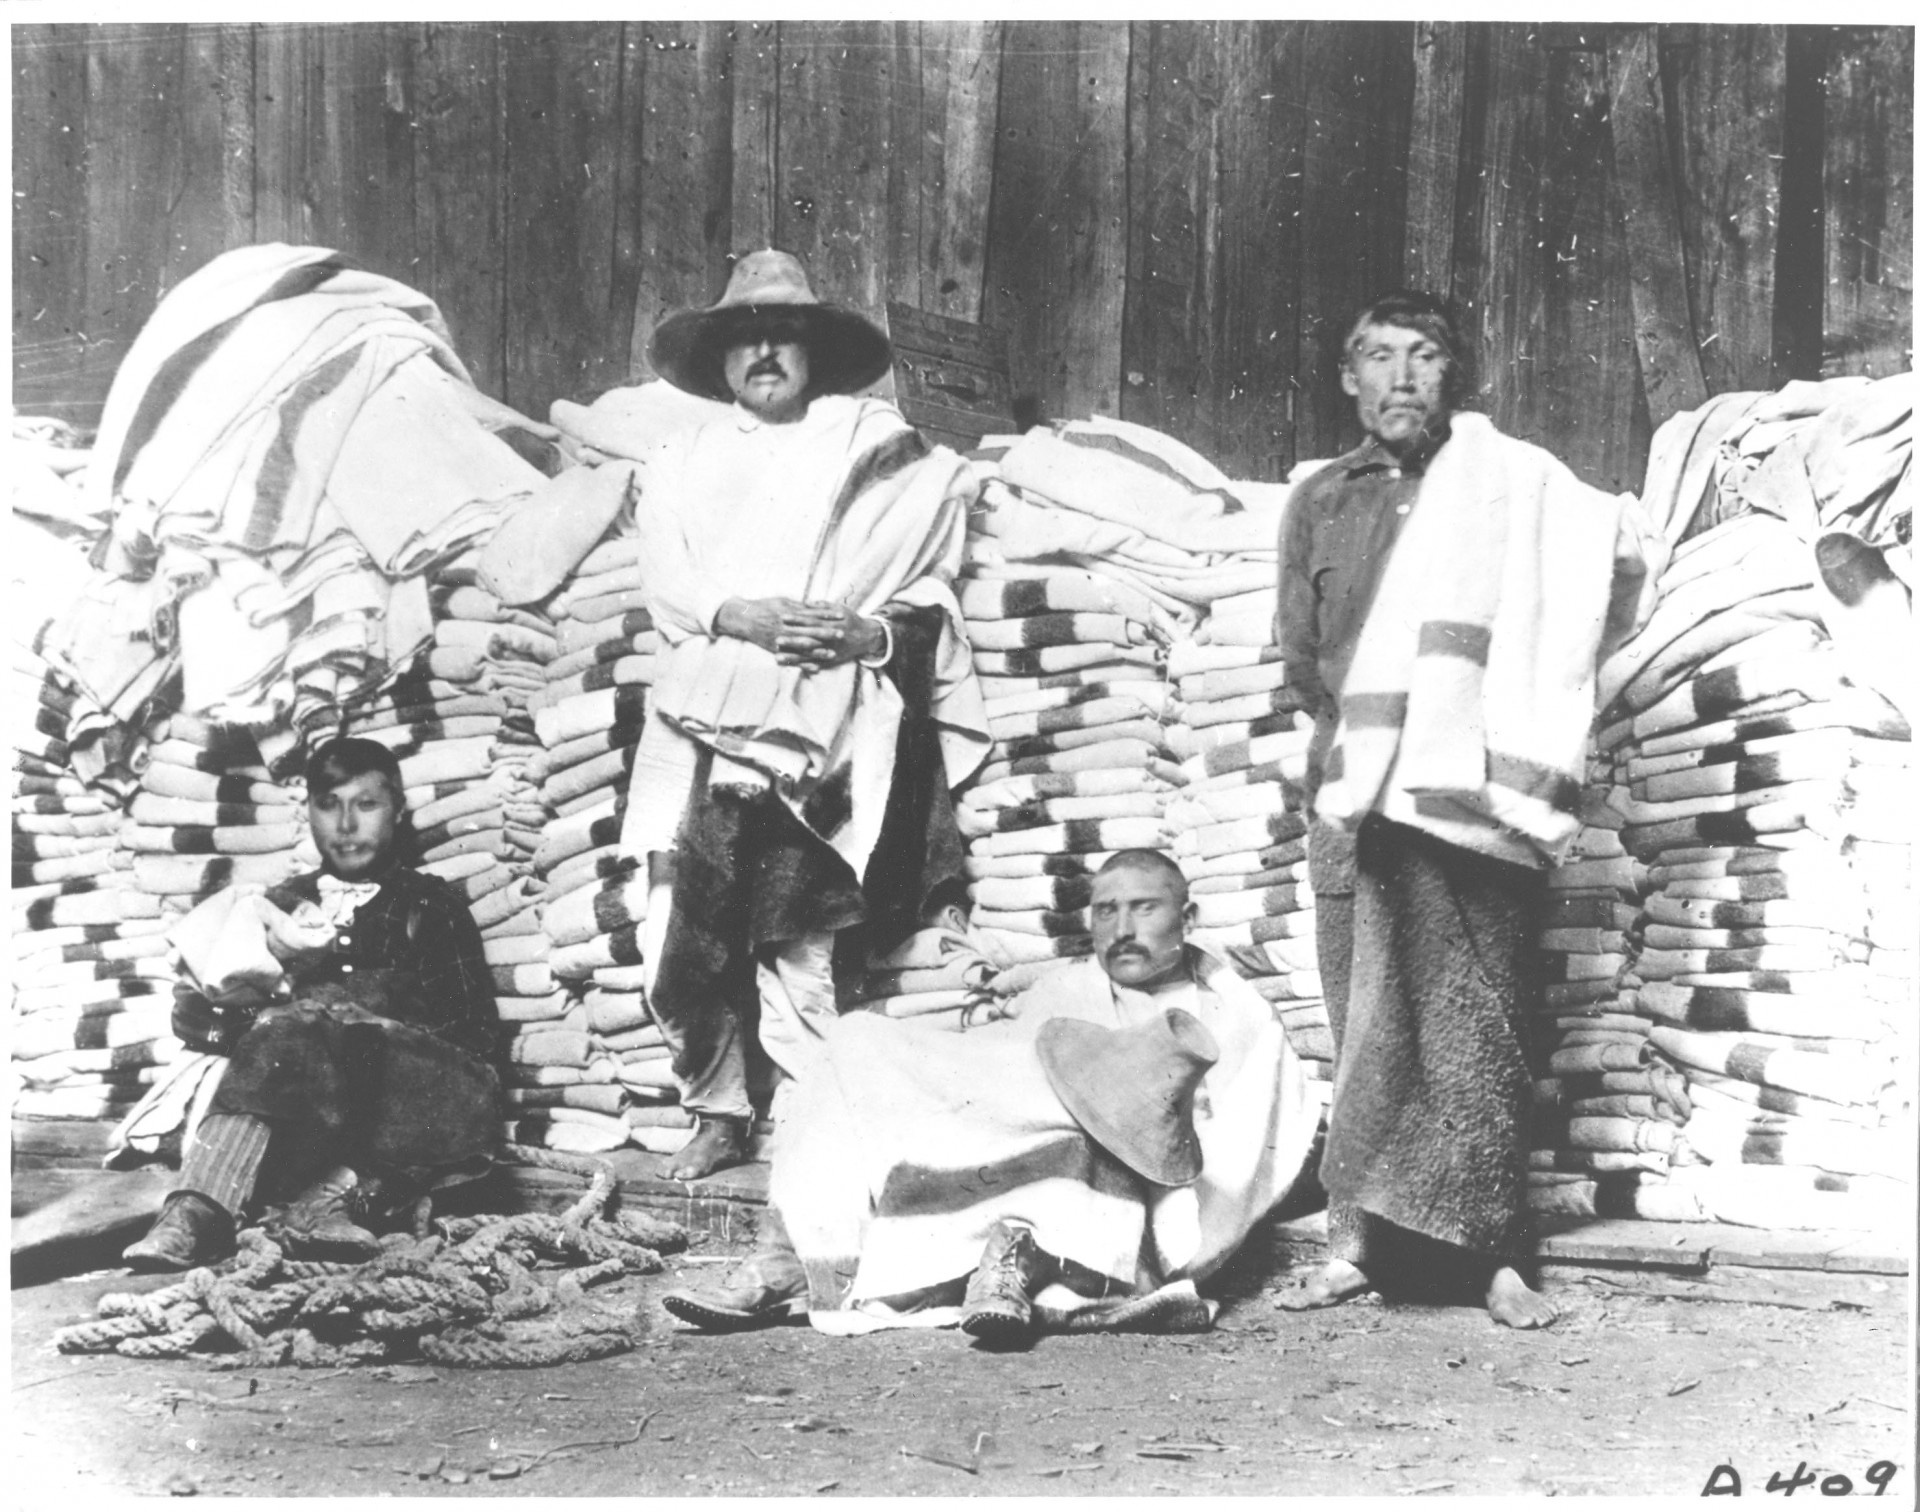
776 20 895 321
630 19 734 377
501 21 635 415
1535 1214 1715 1272
984 20 1130 427
1667 25 1785 395
1607 25 1711 430
410 22 506 395
1821 25 1914 379
11 24 96 424
730 21 779 255
1403 21 1469 301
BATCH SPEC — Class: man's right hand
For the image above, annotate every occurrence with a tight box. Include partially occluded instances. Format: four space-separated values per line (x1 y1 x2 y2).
716 597 852 666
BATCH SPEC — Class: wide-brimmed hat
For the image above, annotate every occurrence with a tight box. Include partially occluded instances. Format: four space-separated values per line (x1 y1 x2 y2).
648 250 893 402
1036 1008 1220 1188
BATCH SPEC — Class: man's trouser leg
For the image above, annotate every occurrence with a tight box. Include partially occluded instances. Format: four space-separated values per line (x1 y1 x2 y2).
756 931 838 1123
178 1111 273 1217
644 854 753 1122
1314 886 1378 1271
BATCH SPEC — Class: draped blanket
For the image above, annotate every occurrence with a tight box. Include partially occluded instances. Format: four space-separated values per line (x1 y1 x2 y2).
644 400 990 879
773 949 1317 1334
47 243 547 730
1315 414 1652 867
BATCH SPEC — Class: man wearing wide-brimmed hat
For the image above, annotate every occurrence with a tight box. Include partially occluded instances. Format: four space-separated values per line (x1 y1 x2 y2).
661 849 1320 1345
620 251 991 1179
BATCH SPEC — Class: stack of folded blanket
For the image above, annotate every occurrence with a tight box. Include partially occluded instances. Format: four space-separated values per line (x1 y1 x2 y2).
12 661 179 1123
1161 646 1327 1079
838 925 1002 1023
1537 392 1915 1230
125 713 313 922
1524 798 1705 1222
514 531 661 1154
955 541 1180 976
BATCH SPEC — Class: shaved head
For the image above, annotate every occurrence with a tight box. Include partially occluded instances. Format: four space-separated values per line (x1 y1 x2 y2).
1095 848 1189 905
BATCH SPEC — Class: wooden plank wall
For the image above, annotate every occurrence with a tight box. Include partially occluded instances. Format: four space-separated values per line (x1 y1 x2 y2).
12 21 1913 489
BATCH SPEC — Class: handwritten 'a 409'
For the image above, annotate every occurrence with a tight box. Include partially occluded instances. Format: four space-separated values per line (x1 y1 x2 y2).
1702 1461 1899 1497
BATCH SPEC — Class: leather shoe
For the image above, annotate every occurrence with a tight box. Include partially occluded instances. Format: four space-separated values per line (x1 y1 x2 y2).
662 1115 751 1181
961 1220 1055 1347
662 1255 807 1333
123 1191 235 1272
262 1166 382 1259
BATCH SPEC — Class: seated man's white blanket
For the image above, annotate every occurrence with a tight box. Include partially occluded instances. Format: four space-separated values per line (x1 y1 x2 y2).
773 947 1317 1333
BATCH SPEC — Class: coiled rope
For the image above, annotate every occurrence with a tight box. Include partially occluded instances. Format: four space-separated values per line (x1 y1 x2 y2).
53 1145 688 1369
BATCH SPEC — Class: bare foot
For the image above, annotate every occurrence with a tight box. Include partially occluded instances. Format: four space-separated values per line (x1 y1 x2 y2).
663 1117 750 1181
1486 1265 1556 1329
1276 1258 1373 1311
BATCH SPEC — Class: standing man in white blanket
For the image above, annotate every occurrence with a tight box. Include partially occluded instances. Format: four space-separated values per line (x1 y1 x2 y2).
1276 291 1655 1327
622 251 990 1179
659 849 1319 1345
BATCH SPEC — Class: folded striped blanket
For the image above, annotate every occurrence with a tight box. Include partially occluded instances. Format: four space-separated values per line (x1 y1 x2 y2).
1177 661 1290 703
1548 1041 1651 1074
1682 1065 1876 1124
969 905 1089 938
972 816 1166 858
435 618 557 663
1248 972 1325 1003
1182 687 1302 729
590 964 650 993
1622 799 1840 855
972 928 1093 966
532 800 623 873
976 666 1163 701
543 872 649 948
957 791 1166 839
557 607 656 655
533 684 649 748
959 572 1156 622
960 767 1173 811
119 823 299 857
1191 884 1311 927
585 989 652 1035
395 736 495 788
1189 861 1309 896
550 928 644 979
411 783 506 831
1182 810 1308 861
983 681 1172 722
985 695 1164 743
126 793 297 829
1165 781 1294 827
1189 906 1317 948
1183 837 1310 879
963 850 1115 881
971 644 1161 677
974 738 1165 784
13 810 126 838
966 613 1153 653
1636 981 1882 1039
963 873 1096 913
533 657 656 710
1651 1021 1882 1084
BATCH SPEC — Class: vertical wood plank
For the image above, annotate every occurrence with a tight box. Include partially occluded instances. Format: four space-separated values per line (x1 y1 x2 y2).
930 20 1003 322
886 21 929 312
411 22 505 396
1295 22 1415 462
1450 26 1542 443
1822 26 1914 378
631 19 734 377
1667 26 1784 394
776 21 895 319
983 20 1130 426
730 22 779 254
253 23 322 247
312 25 417 283
82 24 189 406
12 24 96 424
1404 21 1468 300
502 23 635 412
213 25 257 247
1607 26 1711 429
1770 26 1828 385
1534 45 1640 490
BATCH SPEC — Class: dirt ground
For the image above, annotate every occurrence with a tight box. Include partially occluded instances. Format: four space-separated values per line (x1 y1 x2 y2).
10 1218 1913 1501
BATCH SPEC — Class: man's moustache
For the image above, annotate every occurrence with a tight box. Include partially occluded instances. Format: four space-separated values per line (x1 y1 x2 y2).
748 361 786 380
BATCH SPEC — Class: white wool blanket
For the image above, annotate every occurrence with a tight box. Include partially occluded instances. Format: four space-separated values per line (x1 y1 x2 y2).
1316 414 1653 866
774 949 1316 1334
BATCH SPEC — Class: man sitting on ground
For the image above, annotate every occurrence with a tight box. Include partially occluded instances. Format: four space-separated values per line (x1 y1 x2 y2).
661 849 1318 1345
123 737 501 1269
